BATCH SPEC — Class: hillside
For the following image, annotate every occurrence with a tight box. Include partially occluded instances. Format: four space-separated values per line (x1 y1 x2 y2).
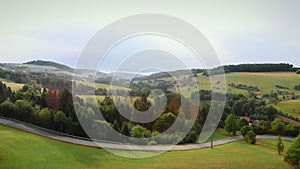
24 60 74 73
203 63 296 76
0 124 293 169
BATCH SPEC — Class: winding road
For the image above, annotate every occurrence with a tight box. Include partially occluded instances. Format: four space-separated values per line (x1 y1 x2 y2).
0 117 295 151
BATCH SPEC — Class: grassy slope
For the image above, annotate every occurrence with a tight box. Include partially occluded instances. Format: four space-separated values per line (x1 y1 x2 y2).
1 81 25 91
78 95 141 104
167 72 300 96
0 125 293 169
168 72 300 120
201 72 300 95
274 100 300 119
76 81 128 91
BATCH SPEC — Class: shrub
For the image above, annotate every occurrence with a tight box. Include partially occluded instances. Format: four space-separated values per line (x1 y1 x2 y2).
147 140 157 145
245 130 256 144
185 131 198 143
0 101 16 118
277 136 284 155
285 134 300 166
240 125 253 137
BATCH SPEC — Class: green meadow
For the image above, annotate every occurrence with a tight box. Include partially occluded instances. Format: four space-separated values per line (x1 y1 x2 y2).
167 72 300 97
274 100 300 119
0 124 293 169
197 72 300 95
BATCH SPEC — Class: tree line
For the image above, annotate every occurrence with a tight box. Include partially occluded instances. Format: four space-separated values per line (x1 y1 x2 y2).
0 80 299 145
203 63 294 76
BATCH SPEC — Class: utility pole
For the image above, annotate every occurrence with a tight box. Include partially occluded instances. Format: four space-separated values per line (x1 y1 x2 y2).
211 136 213 149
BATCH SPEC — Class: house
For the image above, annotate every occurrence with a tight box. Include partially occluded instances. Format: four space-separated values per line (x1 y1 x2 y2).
173 82 183 87
284 94 295 100
239 116 252 123
255 95 263 99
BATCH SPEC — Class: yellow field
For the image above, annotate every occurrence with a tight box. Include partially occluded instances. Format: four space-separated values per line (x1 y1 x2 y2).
76 81 129 90
1 81 25 91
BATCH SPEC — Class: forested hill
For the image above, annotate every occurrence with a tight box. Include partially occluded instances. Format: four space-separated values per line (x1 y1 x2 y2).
24 60 74 72
203 63 295 76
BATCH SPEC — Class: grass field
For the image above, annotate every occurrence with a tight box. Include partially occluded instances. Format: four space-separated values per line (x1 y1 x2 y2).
78 95 141 104
165 72 300 97
224 72 300 95
0 124 293 169
210 128 240 140
76 81 129 91
197 128 240 143
1 81 25 91
274 100 300 119
278 116 300 126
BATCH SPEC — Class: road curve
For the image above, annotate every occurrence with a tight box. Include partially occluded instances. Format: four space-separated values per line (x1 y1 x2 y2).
0 117 295 151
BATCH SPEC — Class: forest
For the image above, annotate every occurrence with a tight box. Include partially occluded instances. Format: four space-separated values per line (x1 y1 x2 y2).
0 79 299 145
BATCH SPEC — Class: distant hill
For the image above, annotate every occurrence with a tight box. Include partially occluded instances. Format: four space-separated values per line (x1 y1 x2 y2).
203 63 295 76
135 69 203 80
24 60 74 73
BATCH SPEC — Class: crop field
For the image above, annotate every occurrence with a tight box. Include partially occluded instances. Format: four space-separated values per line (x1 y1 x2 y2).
1 81 25 91
78 95 141 103
76 81 129 91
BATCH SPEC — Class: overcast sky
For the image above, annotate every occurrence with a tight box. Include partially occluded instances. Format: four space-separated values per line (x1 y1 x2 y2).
0 0 299 70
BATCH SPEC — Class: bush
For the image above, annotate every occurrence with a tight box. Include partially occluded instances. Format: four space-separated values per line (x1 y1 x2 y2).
15 100 34 122
185 131 198 143
245 130 256 144
0 101 16 118
130 125 151 138
271 118 286 135
240 125 253 137
277 136 284 155
285 134 300 166
147 140 157 145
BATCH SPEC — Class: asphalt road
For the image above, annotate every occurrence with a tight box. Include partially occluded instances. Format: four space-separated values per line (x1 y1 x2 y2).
0 117 295 151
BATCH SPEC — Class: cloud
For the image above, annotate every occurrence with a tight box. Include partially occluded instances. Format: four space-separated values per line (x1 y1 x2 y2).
0 0 299 67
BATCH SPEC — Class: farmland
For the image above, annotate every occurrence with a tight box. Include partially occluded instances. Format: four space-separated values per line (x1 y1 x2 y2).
1 81 25 91
164 72 300 97
274 100 300 119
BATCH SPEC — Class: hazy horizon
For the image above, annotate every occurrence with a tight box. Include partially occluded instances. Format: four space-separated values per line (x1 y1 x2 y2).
1 0 299 70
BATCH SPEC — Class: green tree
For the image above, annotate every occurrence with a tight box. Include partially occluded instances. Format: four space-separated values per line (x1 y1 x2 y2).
186 131 197 143
277 136 284 155
153 112 176 133
285 134 300 166
58 88 75 120
54 111 67 132
121 122 130 136
37 108 53 128
0 82 12 103
257 120 271 131
0 101 16 118
224 114 240 135
239 118 249 128
240 125 253 137
296 69 300 74
272 118 286 135
15 100 34 122
130 125 151 138
245 130 256 144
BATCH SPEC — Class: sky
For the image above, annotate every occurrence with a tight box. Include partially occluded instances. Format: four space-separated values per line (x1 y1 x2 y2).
0 0 299 71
